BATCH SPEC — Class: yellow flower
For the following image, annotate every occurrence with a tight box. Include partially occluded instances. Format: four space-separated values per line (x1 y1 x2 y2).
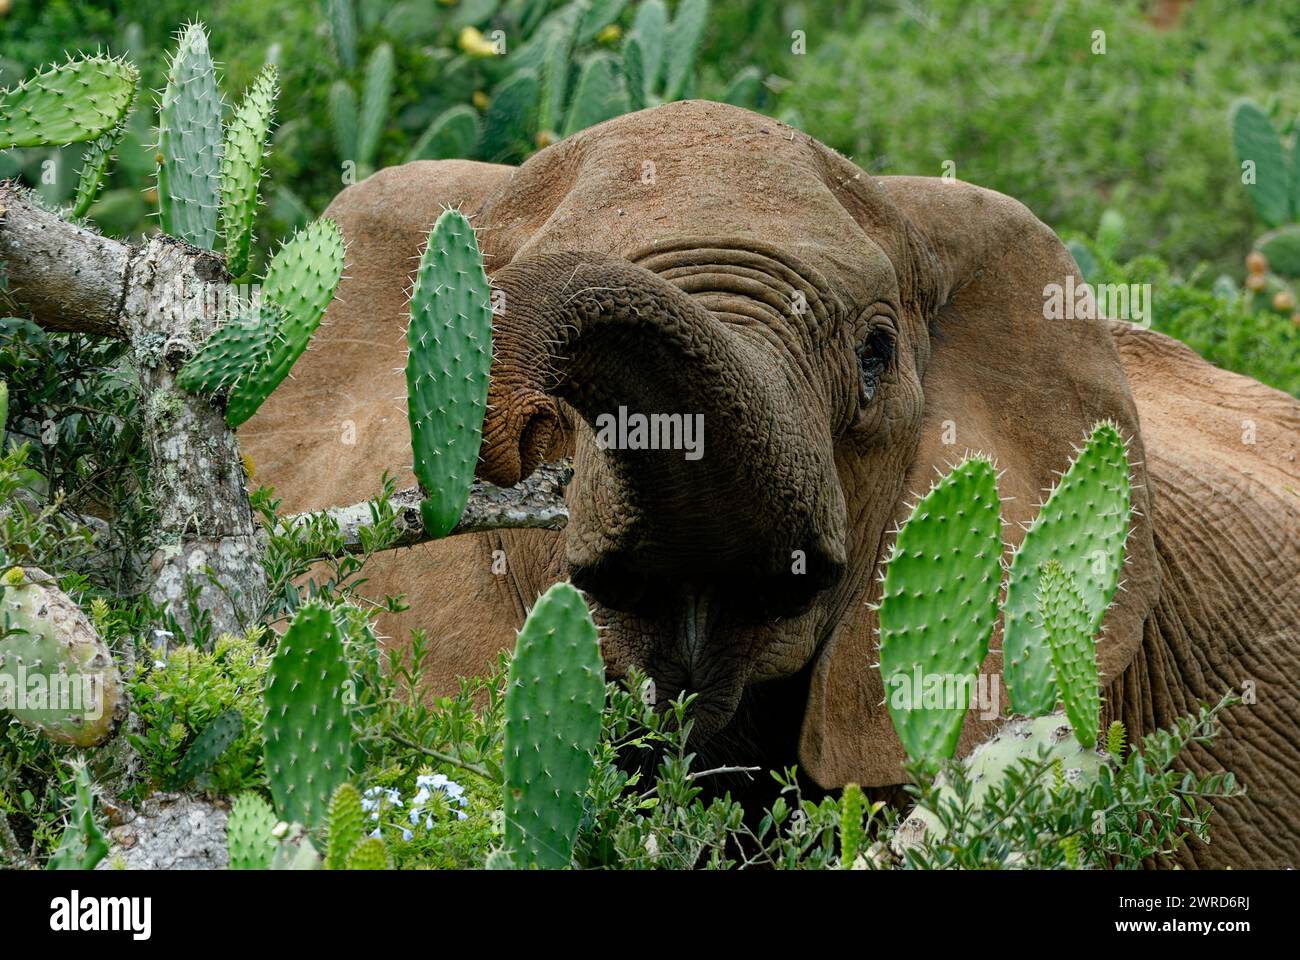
596 24 622 44
240 452 256 480
459 26 498 58
472 90 490 111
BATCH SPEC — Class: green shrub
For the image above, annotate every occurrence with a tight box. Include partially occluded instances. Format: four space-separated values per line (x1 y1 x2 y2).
779 0 1300 274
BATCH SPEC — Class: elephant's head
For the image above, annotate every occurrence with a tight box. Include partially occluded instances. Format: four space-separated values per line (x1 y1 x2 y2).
474 101 1160 786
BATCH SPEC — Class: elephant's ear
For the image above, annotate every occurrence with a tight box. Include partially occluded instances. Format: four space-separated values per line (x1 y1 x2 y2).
799 176 1161 788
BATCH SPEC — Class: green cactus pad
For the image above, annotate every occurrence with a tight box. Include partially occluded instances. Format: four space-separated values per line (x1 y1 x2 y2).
577 0 627 42
631 0 668 94
157 23 224 250
839 783 866 868
504 582 605 869
263 603 352 829
537 14 576 137
325 783 365 870
622 34 647 113
72 123 127 219
0 380 7 450
1255 225 1300 279
406 209 493 538
408 105 480 162
176 301 285 404
662 0 708 101
1038 561 1101 748
0 568 125 747
562 53 630 137
344 836 390 870
480 69 540 162
0 56 138 150
356 43 393 172
220 65 279 278
226 793 279 870
483 846 516 870
898 712 1108 850
722 66 763 110
1003 422 1131 716
224 218 345 427
326 0 358 70
268 824 322 870
174 707 244 787
877 456 1002 769
329 80 358 164
1230 99 1291 228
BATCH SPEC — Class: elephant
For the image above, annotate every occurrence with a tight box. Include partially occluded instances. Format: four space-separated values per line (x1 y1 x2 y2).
241 101 1300 868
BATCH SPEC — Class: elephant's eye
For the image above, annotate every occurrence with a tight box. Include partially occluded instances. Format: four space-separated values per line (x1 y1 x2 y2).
856 329 895 402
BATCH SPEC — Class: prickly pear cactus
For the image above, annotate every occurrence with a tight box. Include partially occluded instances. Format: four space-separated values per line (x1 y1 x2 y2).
220 65 278 278
1229 99 1292 228
0 56 138 150
406 209 493 538
157 23 224 250
329 80 358 164
632 0 668 97
877 457 1003 768
344 836 390 870
325 783 365 870
504 582 605 869
0 567 125 747
226 793 279 870
562 53 629 137
263 603 351 829
268 822 322 870
839 783 866 868
662 0 708 101
223 219 345 427
176 302 286 404
1038 560 1101 748
1256 225 1300 278
173 707 244 788
408 105 480 163
355 43 393 173
0 379 7 449
897 712 1109 850
72 123 126 219
480 69 540 162
483 846 516 870
1002 422 1131 716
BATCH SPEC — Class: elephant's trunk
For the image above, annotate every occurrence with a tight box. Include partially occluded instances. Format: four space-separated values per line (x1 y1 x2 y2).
480 251 846 584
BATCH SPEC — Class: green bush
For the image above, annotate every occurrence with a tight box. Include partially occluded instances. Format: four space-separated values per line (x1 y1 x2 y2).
779 0 1300 274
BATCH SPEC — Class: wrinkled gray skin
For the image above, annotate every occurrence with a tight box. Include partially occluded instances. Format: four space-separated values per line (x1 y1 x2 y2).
245 102 1300 868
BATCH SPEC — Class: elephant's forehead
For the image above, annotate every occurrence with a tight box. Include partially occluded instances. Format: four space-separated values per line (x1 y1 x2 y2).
479 101 898 305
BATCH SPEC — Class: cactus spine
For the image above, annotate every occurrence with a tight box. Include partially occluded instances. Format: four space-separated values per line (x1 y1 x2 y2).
1038 560 1101 748
1002 423 1131 715
877 457 1002 768
226 793 279 869
0 567 125 747
504 582 604 869
406 209 493 538
0 56 138 150
263 603 352 829
221 218 345 427
220 65 279 278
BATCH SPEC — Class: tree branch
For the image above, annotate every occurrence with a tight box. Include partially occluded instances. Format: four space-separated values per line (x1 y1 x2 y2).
281 460 572 554
0 181 131 337
1 180 265 634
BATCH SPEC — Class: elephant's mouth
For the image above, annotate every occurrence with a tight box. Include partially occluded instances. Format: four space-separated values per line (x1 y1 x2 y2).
577 559 843 743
